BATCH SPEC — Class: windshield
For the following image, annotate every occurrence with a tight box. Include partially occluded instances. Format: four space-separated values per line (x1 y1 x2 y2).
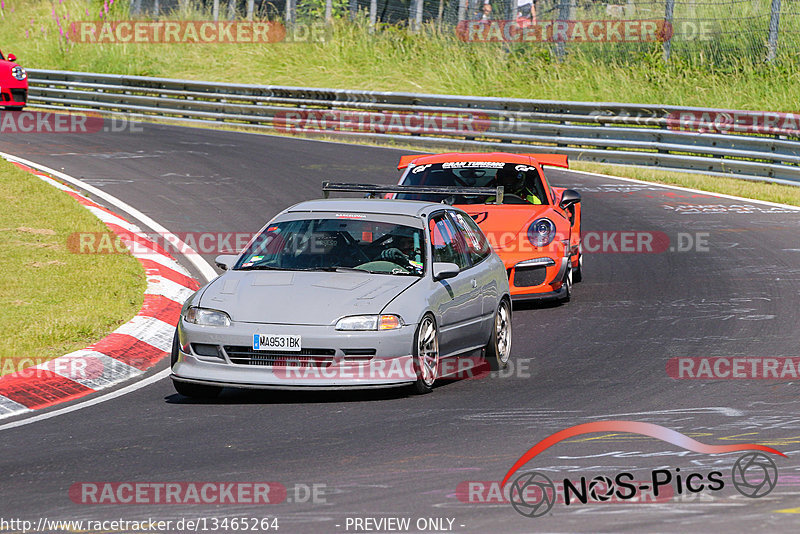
398 161 549 205
234 218 425 276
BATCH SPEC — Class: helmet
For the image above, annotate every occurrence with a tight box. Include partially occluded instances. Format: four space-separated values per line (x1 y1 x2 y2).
495 165 526 192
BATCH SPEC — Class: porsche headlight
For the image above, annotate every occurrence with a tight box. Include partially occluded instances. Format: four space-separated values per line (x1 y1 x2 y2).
335 315 403 331
11 66 26 81
184 307 231 327
528 218 556 248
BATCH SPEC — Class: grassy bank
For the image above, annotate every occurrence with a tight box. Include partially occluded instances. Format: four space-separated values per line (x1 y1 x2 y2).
0 160 145 376
2 1 800 111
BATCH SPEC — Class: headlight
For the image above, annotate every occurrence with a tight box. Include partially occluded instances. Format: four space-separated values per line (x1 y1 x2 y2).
527 218 556 248
11 66 26 81
335 315 403 331
184 307 231 327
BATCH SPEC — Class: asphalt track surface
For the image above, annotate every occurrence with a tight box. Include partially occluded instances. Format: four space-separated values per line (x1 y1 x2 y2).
2 120 800 533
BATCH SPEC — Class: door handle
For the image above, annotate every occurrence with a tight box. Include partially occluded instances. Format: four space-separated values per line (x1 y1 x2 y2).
471 279 477 288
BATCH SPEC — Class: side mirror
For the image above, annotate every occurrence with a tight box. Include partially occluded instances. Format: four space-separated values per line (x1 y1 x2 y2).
214 254 238 271
432 262 460 281
7 53 16 62
559 189 581 210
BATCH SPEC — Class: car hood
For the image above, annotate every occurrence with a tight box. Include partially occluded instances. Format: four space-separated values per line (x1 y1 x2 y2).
198 270 419 325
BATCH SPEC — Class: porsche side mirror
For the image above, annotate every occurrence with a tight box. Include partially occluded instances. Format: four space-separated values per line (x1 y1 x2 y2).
7 53 16 62
559 189 581 210
214 254 238 270
433 262 459 281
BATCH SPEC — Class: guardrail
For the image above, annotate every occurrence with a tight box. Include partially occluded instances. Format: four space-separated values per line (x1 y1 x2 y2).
26 69 800 184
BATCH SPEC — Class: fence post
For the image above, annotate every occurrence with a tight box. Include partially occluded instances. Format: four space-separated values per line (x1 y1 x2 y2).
227 0 236 19
410 0 423 30
247 0 255 20
213 0 219 21
350 0 358 20
663 0 675 63
555 0 573 60
767 0 781 61
326 0 333 20
285 0 295 27
458 0 467 21
370 0 377 31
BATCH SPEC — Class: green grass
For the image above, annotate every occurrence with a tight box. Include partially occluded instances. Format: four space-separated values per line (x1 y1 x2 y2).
2 1 800 111
0 160 145 376
571 161 800 206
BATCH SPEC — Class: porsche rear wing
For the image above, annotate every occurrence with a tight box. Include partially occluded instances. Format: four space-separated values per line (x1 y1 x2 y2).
322 182 504 204
397 153 569 169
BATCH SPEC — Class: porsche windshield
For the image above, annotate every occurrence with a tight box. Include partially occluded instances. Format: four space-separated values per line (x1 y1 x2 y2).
234 218 425 275
398 162 549 205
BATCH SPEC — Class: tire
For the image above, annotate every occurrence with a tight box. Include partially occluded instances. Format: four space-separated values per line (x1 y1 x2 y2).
561 261 573 302
410 314 439 394
486 299 512 371
170 329 180 368
172 379 222 399
572 247 583 283
5 106 23 111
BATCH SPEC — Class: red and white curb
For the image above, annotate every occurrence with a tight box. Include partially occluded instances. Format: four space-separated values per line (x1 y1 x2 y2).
0 161 200 419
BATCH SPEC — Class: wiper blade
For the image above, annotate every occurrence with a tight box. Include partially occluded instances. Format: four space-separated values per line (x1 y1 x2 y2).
235 264 283 271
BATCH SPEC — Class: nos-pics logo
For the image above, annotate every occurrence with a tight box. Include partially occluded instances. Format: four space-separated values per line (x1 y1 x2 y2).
501 421 783 518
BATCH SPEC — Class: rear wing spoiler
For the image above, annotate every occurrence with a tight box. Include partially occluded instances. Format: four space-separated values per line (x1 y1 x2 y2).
322 182 504 204
397 153 569 170
397 154 428 170
521 154 569 168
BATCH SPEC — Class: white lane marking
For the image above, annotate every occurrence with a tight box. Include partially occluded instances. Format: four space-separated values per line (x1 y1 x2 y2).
0 154 216 431
0 151 219 281
145 275 196 302
112 315 176 353
0 397 31 417
0 369 170 432
568 169 800 211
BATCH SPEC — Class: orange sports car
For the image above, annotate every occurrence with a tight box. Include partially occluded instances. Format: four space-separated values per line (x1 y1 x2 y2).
395 152 582 301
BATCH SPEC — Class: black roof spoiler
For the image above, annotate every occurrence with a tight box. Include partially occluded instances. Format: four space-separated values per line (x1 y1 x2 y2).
322 182 504 204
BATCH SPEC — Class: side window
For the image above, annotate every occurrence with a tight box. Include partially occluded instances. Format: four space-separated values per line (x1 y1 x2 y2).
450 211 492 264
429 214 470 271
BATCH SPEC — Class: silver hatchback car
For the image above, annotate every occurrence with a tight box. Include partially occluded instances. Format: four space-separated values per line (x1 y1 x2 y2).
171 197 511 397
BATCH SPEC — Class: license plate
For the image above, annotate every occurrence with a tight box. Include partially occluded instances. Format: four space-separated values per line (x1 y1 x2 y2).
253 334 301 352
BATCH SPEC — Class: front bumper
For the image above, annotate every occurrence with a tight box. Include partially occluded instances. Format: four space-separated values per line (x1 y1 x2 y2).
172 320 418 388
1 83 27 107
507 256 569 300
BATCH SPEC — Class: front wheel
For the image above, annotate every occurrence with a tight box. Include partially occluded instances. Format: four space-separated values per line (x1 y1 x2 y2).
572 247 583 283
410 314 439 394
486 299 512 371
561 261 573 302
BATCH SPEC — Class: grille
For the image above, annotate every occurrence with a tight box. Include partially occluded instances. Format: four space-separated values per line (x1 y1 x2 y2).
10 89 26 103
223 346 335 367
513 266 547 287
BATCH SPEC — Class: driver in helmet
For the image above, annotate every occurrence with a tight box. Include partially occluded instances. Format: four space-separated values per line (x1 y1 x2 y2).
378 230 423 272
492 166 542 204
